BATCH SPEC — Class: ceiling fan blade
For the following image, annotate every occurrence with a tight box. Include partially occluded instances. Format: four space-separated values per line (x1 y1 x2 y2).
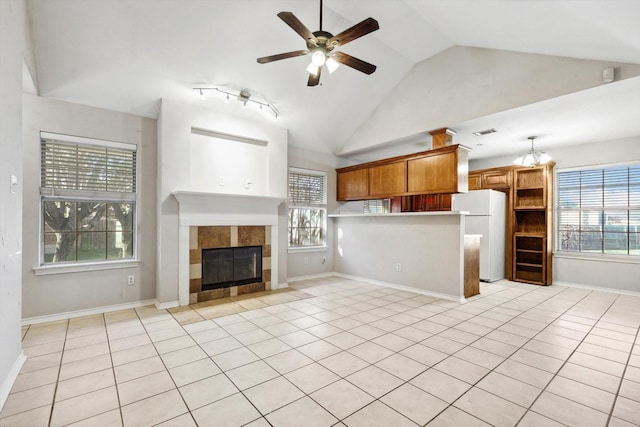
308 68 321 87
257 50 308 64
277 12 315 42
332 52 377 74
327 17 379 47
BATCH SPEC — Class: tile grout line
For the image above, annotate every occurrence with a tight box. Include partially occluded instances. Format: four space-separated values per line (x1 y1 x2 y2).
259 281 549 425
411 284 589 426
393 284 605 425
605 312 640 427
513 291 622 425
10 279 635 427
46 318 70 427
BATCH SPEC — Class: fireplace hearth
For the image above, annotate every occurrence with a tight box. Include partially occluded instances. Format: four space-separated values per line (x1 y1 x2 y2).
202 245 263 291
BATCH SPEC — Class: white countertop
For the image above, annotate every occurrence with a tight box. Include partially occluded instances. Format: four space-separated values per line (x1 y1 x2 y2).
329 211 469 218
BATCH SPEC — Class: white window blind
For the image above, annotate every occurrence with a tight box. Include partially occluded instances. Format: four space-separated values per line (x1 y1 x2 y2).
288 170 326 205
363 199 390 214
557 165 640 255
41 140 136 193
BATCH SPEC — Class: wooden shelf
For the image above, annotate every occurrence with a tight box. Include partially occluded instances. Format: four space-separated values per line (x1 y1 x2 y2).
512 165 553 285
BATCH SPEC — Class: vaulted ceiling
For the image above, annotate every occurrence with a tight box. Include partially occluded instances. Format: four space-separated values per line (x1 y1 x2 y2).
25 0 640 161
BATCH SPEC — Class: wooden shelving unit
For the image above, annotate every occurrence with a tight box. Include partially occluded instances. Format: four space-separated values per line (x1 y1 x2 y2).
512 165 553 285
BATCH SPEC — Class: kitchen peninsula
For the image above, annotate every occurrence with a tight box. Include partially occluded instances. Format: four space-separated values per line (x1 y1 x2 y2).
330 211 479 301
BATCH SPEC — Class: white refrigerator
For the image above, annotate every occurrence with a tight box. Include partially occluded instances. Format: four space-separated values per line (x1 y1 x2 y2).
452 189 506 282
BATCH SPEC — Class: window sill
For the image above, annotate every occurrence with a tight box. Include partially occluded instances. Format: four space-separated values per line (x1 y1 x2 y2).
288 246 327 254
33 260 140 276
554 252 640 265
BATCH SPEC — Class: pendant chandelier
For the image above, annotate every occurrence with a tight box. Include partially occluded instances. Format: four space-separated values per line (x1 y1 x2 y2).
513 136 552 167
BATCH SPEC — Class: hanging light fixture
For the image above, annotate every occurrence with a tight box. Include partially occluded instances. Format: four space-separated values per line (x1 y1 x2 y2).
513 136 552 167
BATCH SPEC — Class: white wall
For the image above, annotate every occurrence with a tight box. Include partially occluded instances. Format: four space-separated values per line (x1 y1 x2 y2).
471 136 640 294
332 213 465 300
340 46 640 156
157 99 288 305
0 0 27 410
21 95 158 318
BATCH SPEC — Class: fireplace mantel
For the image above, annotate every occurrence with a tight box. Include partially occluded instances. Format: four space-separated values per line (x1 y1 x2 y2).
172 191 286 305
172 191 286 226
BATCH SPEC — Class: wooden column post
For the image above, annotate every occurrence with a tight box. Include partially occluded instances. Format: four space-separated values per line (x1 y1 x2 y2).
430 128 456 149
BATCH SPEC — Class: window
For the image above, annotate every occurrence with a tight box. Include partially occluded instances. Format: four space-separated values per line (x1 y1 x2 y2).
288 168 327 249
557 164 640 255
40 132 137 264
363 199 390 214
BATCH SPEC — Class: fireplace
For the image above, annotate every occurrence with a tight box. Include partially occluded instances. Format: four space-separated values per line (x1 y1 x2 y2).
202 245 263 291
187 224 272 303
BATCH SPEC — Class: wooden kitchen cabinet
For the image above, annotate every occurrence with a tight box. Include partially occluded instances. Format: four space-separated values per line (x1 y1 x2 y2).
482 169 511 189
469 171 482 191
336 144 470 201
468 163 554 285
468 167 511 191
369 161 406 197
337 168 368 201
407 150 458 194
512 165 553 285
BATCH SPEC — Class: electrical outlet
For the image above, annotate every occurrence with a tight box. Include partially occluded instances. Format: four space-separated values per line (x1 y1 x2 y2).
245 178 253 189
218 176 225 186
304 257 309 264
396 263 402 272
127 275 135 286
322 256 326 264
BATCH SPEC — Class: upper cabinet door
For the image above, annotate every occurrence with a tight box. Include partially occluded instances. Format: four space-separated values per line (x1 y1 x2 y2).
407 150 459 194
337 168 369 201
469 172 482 191
482 169 511 189
369 161 406 197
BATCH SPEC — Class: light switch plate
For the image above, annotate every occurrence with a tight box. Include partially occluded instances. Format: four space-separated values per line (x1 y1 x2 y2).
10 175 18 194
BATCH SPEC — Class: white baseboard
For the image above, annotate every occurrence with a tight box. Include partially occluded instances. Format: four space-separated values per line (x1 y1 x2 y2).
334 273 465 302
553 281 640 298
155 300 180 310
22 299 158 326
289 271 464 302
288 272 339 282
271 281 289 290
0 351 26 412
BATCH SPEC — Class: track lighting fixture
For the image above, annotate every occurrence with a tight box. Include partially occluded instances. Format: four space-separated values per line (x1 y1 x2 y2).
193 87 279 119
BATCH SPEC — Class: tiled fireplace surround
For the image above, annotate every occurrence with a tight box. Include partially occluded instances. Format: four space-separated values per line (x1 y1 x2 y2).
173 192 284 307
189 225 272 303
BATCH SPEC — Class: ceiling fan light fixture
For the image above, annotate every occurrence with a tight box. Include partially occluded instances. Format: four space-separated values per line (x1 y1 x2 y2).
326 57 340 74
306 63 320 76
311 50 326 67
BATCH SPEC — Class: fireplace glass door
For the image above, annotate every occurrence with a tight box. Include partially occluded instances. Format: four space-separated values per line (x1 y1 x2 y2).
201 245 262 291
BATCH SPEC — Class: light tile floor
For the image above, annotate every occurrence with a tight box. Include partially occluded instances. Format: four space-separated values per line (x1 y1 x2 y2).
2 276 640 426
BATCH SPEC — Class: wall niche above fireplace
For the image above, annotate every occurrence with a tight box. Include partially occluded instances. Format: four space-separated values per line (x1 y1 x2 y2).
189 225 271 303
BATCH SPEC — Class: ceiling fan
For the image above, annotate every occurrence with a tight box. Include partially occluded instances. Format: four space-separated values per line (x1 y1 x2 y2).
257 0 379 86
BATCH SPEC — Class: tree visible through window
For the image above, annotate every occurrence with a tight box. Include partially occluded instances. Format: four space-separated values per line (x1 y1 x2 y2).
557 164 640 255
288 169 326 248
40 133 136 263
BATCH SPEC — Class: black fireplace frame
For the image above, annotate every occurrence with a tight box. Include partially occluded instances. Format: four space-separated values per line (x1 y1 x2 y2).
201 245 263 291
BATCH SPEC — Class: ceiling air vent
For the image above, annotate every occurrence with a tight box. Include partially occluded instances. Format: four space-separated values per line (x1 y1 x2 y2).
472 128 497 136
